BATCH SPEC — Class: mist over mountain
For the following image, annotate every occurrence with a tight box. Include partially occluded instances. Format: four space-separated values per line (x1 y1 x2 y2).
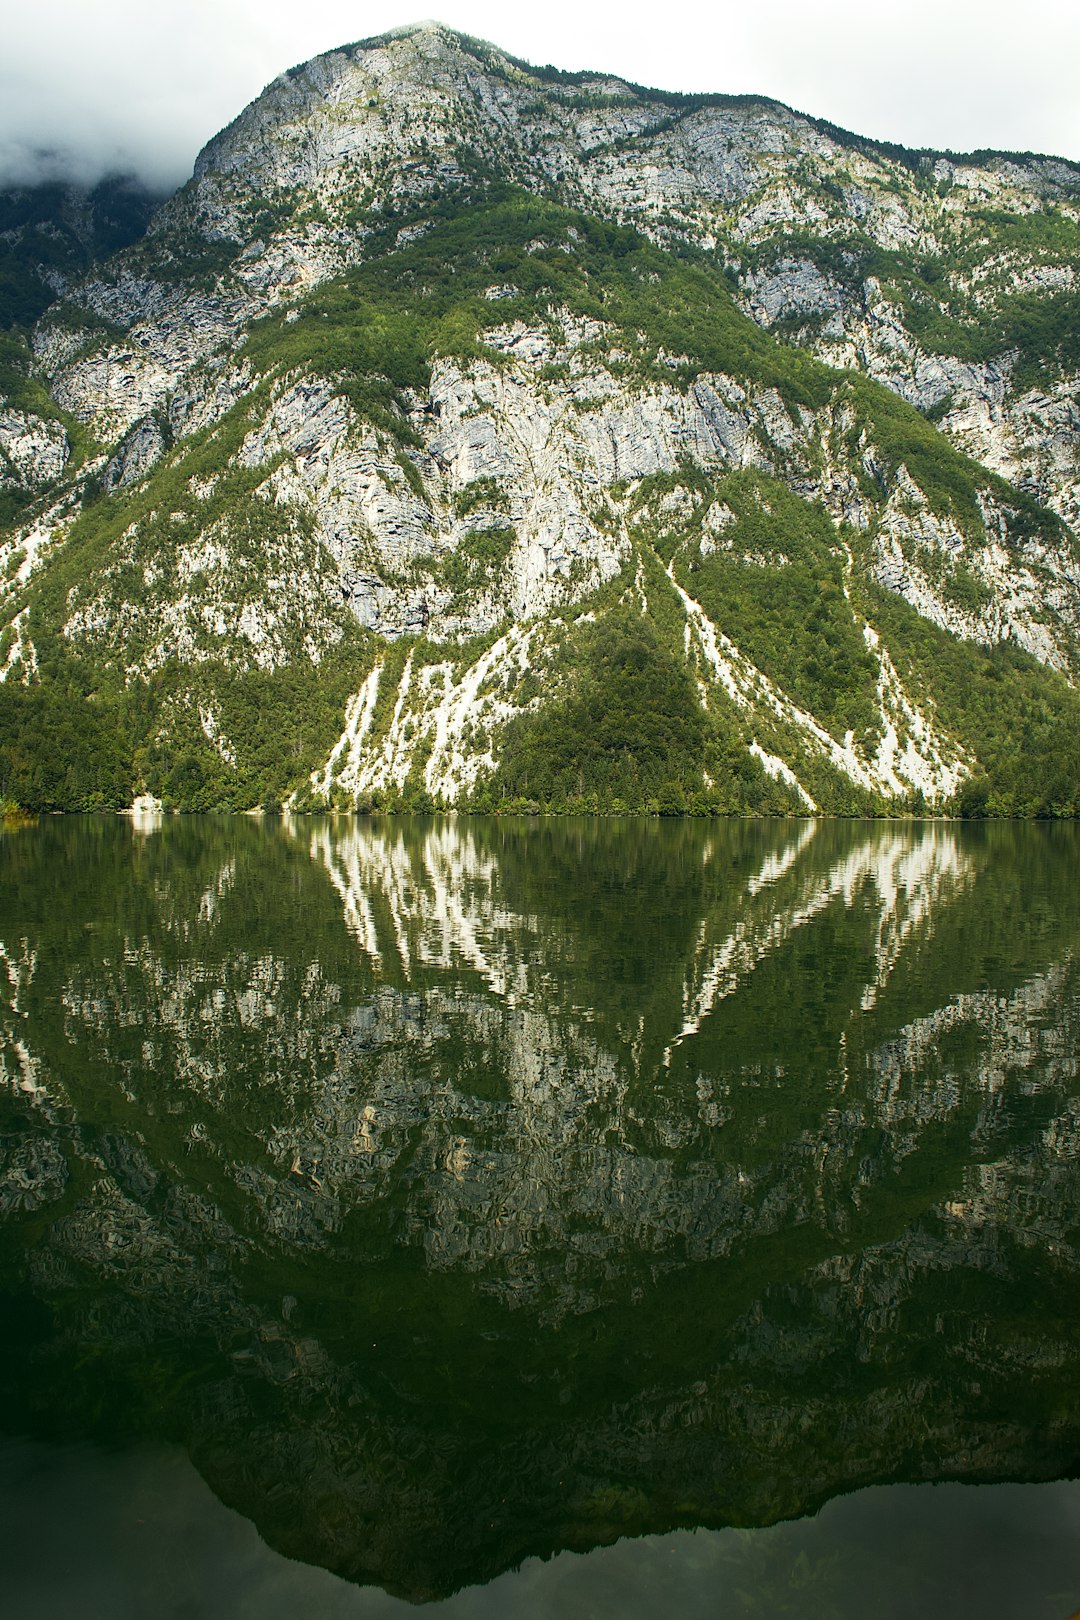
1 22 1078 818
4 4 1080 195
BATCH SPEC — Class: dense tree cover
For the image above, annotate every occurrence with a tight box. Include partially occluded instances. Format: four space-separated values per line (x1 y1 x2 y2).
654 470 882 743
0 641 372 813
492 608 705 810
859 584 1080 817
0 675 134 810
481 602 807 817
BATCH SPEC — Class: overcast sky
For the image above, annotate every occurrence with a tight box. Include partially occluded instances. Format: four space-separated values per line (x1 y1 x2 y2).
3 1 1078 191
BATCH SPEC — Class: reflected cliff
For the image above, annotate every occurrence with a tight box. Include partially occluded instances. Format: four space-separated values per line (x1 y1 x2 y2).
1 815 1078 1600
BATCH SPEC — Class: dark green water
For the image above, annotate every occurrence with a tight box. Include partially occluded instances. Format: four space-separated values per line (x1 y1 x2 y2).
1 815 1079 1617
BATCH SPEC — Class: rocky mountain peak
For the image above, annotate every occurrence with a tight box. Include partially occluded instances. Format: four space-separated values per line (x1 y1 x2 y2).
0 27 1078 818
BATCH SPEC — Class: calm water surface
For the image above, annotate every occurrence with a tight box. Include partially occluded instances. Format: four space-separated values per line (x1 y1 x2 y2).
1 815 1079 1617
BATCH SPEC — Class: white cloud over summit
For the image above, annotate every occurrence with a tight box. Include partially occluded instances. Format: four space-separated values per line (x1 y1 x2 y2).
3 1 1078 191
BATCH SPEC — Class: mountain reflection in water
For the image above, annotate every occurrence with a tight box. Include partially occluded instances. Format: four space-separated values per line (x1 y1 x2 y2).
0 815 1078 1604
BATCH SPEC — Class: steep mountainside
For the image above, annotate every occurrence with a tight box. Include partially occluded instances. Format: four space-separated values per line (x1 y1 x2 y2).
0 174 162 333
0 176 162 521
1 23 1078 815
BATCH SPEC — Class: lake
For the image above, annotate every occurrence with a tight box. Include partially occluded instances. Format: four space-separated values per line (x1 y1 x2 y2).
1 814 1078 1617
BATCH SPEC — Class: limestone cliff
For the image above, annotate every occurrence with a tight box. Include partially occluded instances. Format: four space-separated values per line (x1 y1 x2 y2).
1 23 1078 815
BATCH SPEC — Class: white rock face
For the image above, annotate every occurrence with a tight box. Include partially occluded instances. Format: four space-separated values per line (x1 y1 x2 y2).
33 28 1078 413
102 416 166 491
0 405 68 493
29 24 1079 554
33 276 1073 806
746 258 847 327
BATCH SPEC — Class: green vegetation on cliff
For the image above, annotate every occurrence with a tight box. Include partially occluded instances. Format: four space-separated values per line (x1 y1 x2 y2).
745 201 1080 392
1 186 1077 817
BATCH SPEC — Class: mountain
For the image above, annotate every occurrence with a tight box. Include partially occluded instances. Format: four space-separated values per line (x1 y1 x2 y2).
1 21 1079 816
0 173 162 334
0 174 161 522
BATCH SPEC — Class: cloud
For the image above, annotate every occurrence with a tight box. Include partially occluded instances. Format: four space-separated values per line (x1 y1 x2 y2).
2 1 1077 193
0 1 290 188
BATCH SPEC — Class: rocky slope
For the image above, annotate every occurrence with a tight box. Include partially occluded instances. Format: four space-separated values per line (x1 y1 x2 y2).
1 23 1079 814
0 176 162 513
